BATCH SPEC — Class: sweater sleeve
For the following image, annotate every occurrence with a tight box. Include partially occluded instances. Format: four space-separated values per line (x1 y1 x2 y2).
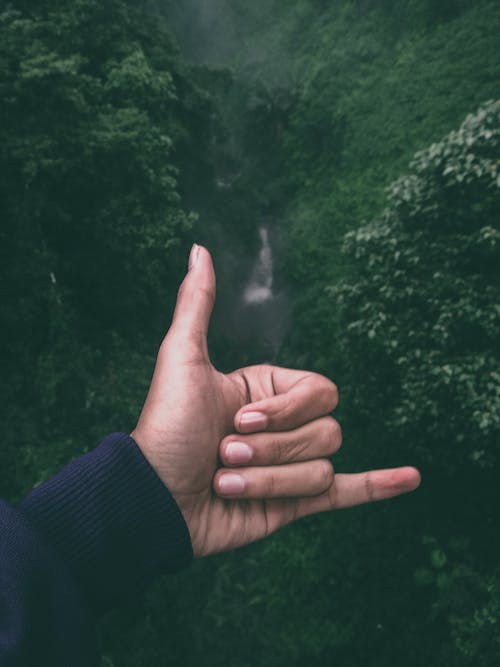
0 432 193 666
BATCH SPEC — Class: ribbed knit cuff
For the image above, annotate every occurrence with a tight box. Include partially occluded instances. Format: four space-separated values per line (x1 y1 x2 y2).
19 433 193 613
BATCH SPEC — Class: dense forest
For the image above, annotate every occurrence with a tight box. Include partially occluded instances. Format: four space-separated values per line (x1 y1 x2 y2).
1 1 499 665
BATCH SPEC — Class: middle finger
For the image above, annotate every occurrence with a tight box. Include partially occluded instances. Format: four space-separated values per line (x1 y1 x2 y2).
220 416 342 467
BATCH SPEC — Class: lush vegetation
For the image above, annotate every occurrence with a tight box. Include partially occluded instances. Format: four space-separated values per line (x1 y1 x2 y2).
334 100 499 472
0 0 212 494
1 1 499 665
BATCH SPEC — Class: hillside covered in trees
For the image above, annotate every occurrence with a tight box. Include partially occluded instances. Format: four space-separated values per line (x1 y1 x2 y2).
1 1 499 665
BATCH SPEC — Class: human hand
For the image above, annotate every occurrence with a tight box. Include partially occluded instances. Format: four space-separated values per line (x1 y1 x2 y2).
131 245 420 558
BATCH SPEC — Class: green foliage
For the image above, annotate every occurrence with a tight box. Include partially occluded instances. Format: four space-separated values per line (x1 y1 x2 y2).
279 0 500 284
416 535 500 666
443 568 500 665
332 101 500 471
0 0 210 495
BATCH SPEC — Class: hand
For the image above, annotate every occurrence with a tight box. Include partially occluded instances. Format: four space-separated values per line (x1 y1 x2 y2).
131 244 420 558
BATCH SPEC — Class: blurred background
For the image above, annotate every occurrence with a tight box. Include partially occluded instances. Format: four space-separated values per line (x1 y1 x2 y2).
1 1 499 665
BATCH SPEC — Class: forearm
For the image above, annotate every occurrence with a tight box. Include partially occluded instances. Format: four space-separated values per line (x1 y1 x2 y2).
19 432 193 613
0 499 98 666
1 433 193 666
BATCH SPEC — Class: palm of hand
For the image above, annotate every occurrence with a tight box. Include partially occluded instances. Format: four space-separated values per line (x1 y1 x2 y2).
133 341 300 556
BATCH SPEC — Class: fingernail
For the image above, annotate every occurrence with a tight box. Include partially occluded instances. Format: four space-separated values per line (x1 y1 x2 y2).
218 473 246 495
225 441 253 464
188 243 200 270
239 411 267 432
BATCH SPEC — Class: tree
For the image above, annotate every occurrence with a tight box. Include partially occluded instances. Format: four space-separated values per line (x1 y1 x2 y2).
332 100 500 472
0 0 211 494
328 100 500 664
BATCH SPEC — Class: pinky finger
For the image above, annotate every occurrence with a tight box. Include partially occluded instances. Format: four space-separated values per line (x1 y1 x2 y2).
294 467 421 520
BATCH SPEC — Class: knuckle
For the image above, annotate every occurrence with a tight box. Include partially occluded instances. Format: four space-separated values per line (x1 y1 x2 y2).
317 459 334 490
281 392 296 419
327 478 338 508
271 393 295 426
158 336 169 359
197 284 216 308
264 471 277 497
176 279 188 302
274 437 289 464
312 374 339 411
324 417 342 453
289 435 309 462
365 471 375 502
324 380 339 411
175 332 207 365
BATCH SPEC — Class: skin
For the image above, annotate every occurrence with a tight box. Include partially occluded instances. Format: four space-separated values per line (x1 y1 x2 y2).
131 244 421 558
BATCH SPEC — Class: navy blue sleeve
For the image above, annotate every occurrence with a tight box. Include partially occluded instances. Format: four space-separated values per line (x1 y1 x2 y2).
0 433 193 666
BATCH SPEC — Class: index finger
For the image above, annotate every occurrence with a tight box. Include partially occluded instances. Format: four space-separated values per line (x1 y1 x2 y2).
235 367 338 433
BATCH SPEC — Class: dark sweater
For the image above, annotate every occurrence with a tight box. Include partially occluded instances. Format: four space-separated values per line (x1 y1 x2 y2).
0 433 193 666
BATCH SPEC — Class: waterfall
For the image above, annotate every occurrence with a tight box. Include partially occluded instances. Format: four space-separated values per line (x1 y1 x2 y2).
243 227 274 305
224 223 290 363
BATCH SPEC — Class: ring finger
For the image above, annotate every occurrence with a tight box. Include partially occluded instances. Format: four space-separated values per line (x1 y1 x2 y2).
214 458 335 499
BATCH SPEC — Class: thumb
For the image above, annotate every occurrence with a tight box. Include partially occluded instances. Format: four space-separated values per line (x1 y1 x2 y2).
169 244 216 350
